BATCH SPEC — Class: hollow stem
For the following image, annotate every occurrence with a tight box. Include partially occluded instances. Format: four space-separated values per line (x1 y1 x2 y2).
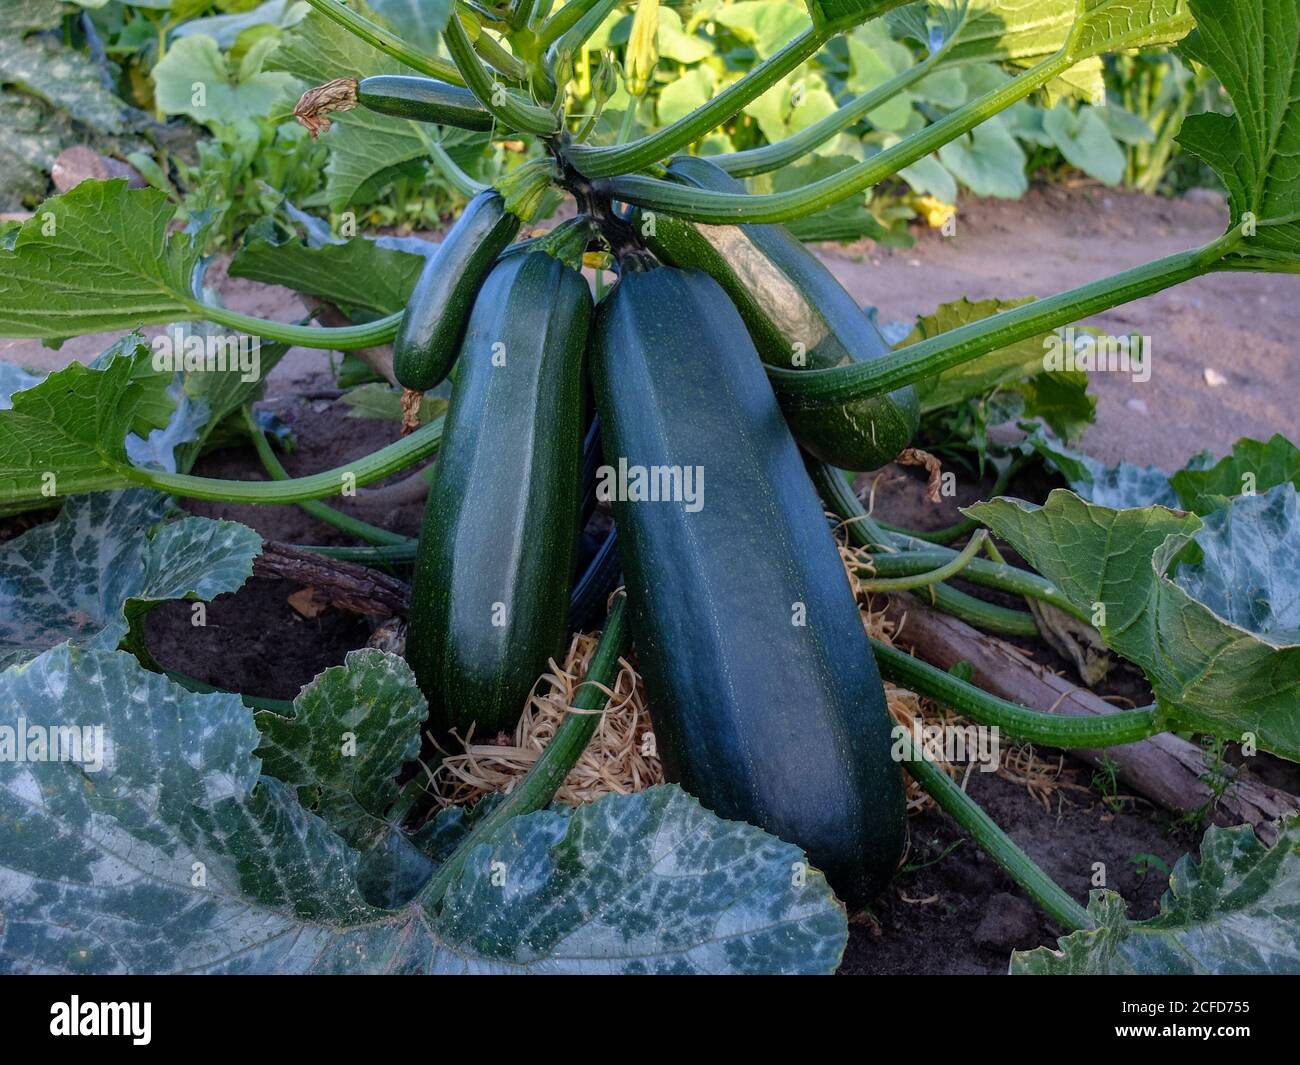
419 594 630 909
444 10 560 135
193 302 401 350
857 531 986 592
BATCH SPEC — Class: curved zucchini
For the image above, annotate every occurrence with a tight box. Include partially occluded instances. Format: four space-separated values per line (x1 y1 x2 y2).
394 190 521 392
639 156 919 471
408 251 592 736
357 75 496 130
590 263 906 904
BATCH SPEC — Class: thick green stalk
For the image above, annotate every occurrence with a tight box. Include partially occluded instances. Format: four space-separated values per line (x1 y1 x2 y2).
595 52 1074 220
539 0 607 50
444 10 560 135
415 126 490 198
874 640 1161 748
191 302 401 350
715 52 938 177
129 418 443 504
296 541 419 563
567 26 832 176
419 595 630 909
243 408 411 546
302 0 464 84
856 531 985 592
772 235 1239 409
900 733 1092 931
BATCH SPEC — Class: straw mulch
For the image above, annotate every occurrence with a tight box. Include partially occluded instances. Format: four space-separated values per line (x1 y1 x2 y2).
426 523 1072 815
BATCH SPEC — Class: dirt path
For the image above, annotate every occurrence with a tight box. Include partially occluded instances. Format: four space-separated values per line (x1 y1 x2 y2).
3 184 1294 472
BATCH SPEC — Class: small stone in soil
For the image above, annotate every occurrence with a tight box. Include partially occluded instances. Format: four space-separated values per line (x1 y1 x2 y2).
973 893 1039 952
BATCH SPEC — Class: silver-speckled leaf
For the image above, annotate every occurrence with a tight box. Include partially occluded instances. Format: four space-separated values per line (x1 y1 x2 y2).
255 648 425 848
0 490 262 668
1021 427 1179 509
1175 485 1300 643
1012 816 1300 974
0 649 848 974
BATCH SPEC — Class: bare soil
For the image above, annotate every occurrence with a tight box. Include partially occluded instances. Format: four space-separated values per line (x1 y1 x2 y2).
6 184 1297 973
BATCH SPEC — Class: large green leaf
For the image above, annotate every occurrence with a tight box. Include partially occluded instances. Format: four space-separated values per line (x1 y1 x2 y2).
0 181 201 339
0 647 848 974
938 116 1027 197
967 486 1300 760
1064 0 1194 58
152 33 298 131
1171 434 1300 515
1021 426 1180 509
0 490 261 669
0 343 173 502
1042 104 1125 184
1013 816 1300 974
1178 0 1299 271
254 649 425 848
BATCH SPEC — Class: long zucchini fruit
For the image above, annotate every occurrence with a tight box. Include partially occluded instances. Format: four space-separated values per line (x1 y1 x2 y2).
590 261 906 903
408 250 592 736
357 75 496 130
393 189 521 392
640 156 919 471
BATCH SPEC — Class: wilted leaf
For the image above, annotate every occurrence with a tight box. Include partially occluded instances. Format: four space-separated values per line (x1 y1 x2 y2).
0 490 261 669
1013 816 1300 974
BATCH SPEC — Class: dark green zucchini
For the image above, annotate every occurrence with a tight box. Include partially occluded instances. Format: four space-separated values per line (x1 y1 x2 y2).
639 156 919 471
408 251 592 736
393 190 520 392
357 75 496 130
590 262 905 904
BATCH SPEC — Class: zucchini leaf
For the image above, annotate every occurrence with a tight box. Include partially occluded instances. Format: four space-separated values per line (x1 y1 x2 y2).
804 0 910 35
966 484 1300 761
1170 434 1300 516
1020 426 1181 509
1178 0 1300 272
0 647 848 974
253 648 425 850
0 490 261 670
268 0 487 211
0 181 203 339
1012 816 1300 974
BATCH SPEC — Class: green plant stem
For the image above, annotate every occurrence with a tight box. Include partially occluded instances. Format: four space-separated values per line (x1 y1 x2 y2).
444 10 560 135
419 594 630 909
165 670 294 715
473 25 530 81
856 530 985 592
301 0 465 84
874 640 1161 748
595 52 1074 219
243 408 411 546
538 0 605 49
129 418 443 504
772 234 1240 408
295 541 420 563
715 53 938 177
568 26 833 177
415 127 489 197
190 302 401 350
900 734 1092 931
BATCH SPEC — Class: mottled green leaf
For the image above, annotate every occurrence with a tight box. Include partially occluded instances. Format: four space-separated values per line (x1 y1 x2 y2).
1171 434 1300 515
0 22 130 134
967 486 1300 760
1013 817 1300 974
255 649 424 848
0 490 261 669
0 181 201 340
0 645 848 974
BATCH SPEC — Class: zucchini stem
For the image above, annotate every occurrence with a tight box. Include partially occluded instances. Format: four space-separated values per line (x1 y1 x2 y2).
242 407 412 546
900 733 1093 932
873 640 1162 748
191 302 402 350
444 10 560 135
856 530 986 592
300 0 465 85
419 594 631 909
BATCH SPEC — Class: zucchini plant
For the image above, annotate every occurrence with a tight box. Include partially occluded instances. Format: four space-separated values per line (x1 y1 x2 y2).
0 0 1298 974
